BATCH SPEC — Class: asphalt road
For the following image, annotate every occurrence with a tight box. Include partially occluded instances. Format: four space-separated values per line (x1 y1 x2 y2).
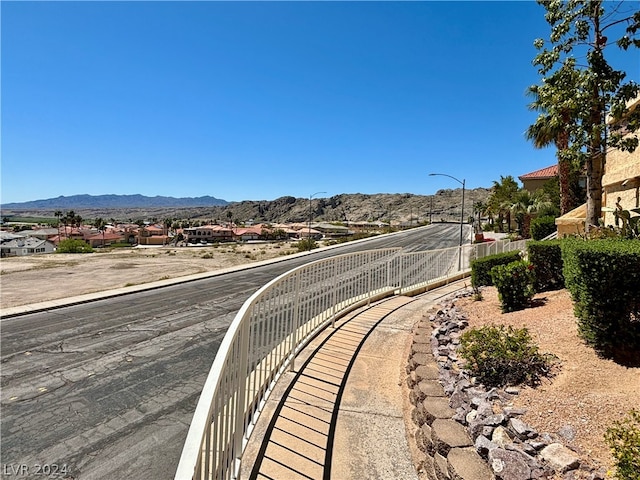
0 223 468 480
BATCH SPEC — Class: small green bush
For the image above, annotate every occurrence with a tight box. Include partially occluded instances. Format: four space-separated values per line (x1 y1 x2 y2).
458 325 557 387
56 239 94 253
490 261 536 313
530 216 557 240
471 251 522 288
605 409 640 480
295 238 318 252
528 240 564 292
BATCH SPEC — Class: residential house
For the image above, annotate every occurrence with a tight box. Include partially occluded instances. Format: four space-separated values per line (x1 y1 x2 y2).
183 225 234 243
310 222 351 237
1 237 56 257
233 227 263 242
518 165 558 193
138 224 171 245
556 96 640 237
28 228 60 241
601 97 640 228
85 231 126 248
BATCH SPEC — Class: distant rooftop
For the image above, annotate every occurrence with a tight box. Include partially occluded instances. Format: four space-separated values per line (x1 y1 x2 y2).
519 164 558 181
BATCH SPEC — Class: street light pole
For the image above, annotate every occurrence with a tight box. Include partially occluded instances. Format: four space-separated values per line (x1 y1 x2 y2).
429 173 466 269
308 191 326 251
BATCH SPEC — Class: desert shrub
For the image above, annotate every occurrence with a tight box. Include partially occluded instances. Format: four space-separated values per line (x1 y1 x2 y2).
604 409 640 480
471 251 522 288
527 240 564 292
458 325 556 387
56 239 94 253
530 216 557 240
561 238 640 361
490 261 536 313
295 238 318 252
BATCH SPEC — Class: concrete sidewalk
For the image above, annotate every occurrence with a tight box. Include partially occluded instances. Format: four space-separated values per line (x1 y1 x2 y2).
240 280 468 480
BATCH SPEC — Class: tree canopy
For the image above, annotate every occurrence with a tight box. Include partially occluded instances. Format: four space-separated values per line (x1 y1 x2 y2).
529 0 640 229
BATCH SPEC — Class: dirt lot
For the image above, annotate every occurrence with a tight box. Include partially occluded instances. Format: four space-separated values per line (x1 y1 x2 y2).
0 242 299 309
455 287 640 475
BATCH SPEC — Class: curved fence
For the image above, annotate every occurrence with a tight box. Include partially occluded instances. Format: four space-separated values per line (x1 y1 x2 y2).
174 239 527 480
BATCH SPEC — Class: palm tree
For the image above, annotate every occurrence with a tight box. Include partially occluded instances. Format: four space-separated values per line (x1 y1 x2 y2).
510 189 555 238
526 67 582 215
61 210 76 238
54 210 62 238
488 176 520 232
473 201 486 232
94 217 106 247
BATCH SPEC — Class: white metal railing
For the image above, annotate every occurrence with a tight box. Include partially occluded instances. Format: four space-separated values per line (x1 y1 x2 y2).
174 239 527 480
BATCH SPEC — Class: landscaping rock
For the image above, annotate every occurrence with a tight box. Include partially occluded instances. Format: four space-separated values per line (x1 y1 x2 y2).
540 443 580 473
406 292 600 480
448 447 496 480
432 419 473 456
489 448 531 480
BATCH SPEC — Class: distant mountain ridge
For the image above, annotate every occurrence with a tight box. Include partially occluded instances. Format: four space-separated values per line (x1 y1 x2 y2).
0 189 491 225
1 194 229 209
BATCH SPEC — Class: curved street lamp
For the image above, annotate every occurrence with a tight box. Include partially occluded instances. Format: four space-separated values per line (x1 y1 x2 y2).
429 173 466 269
308 191 326 250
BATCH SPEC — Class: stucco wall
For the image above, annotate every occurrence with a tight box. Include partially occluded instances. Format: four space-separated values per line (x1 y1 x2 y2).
602 146 640 227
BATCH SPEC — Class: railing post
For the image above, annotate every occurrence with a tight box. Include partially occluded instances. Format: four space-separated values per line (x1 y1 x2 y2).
233 306 251 479
290 272 301 372
398 253 404 295
331 260 337 328
367 251 372 305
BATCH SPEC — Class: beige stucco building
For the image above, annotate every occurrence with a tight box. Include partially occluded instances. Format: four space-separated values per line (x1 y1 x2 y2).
556 97 640 237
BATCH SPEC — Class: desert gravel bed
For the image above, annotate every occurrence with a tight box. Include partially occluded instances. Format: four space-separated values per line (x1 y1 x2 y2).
454 287 640 475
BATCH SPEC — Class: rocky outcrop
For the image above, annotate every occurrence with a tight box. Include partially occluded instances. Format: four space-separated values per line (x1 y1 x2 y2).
406 290 607 480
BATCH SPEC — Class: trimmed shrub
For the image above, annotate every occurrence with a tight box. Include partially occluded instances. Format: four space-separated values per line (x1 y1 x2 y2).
530 216 557 240
56 239 94 253
471 250 522 288
604 409 640 480
528 240 564 292
490 260 536 313
561 238 640 362
458 325 557 387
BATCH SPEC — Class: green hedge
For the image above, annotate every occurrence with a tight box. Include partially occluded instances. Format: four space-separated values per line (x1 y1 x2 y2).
530 216 557 240
528 240 564 292
561 238 640 362
471 250 522 288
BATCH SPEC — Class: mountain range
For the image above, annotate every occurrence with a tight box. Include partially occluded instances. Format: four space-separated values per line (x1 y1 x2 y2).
1 194 228 210
1 190 491 225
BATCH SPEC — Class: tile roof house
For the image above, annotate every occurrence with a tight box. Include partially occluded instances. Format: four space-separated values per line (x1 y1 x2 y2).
138 224 171 245
183 225 234 243
518 165 558 193
85 231 126 248
1 237 56 257
232 227 263 241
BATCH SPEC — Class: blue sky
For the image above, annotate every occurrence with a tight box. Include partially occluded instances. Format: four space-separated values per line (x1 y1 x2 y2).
2 1 639 204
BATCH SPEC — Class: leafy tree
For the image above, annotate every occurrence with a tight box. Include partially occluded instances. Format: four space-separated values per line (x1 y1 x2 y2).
531 0 640 231
57 239 93 253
